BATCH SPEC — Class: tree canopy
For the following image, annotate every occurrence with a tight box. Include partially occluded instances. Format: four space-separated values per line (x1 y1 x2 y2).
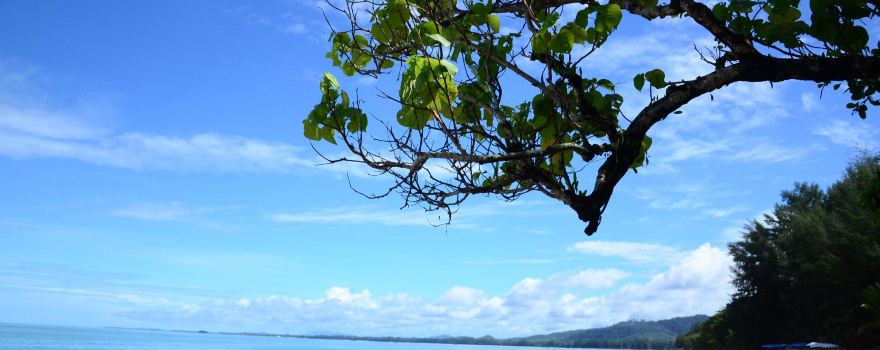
676 153 880 349
303 0 880 235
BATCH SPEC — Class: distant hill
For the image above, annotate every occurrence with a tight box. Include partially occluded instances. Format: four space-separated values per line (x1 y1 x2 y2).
299 314 709 349
507 315 710 348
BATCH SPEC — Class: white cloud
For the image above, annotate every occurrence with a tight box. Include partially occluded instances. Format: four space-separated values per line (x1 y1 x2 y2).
552 269 630 290
801 92 819 112
702 206 746 218
463 259 555 265
323 287 377 308
0 128 315 172
568 240 685 264
271 200 557 230
728 141 811 163
1 57 404 178
270 206 440 227
93 243 730 337
283 23 307 35
633 181 733 213
0 65 326 174
602 243 733 318
644 82 808 166
111 202 202 221
110 202 240 230
813 119 878 149
656 131 731 163
630 180 753 220
224 6 323 38
0 102 108 140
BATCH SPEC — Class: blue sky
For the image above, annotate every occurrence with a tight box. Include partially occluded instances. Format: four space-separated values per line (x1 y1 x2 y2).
1 0 878 338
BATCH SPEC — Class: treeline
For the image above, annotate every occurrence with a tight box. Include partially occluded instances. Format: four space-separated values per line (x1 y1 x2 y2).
303 334 678 349
301 315 708 349
677 154 880 349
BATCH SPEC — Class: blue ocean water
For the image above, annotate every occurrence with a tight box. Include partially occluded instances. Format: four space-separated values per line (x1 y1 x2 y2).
0 323 571 350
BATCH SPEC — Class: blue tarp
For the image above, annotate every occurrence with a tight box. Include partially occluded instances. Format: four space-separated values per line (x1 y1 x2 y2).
761 343 839 349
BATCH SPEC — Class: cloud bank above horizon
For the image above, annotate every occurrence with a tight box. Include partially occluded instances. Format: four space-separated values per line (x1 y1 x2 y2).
9 243 732 337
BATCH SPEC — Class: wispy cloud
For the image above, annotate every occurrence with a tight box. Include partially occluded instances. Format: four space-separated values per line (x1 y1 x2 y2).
604 29 878 173
0 128 315 173
0 62 325 174
647 118 811 168
271 206 438 227
727 141 812 163
222 4 327 41
631 180 750 219
111 202 207 221
462 259 556 265
801 92 820 112
813 119 878 149
0 262 221 303
271 200 557 231
568 240 685 264
110 202 240 230
702 206 746 218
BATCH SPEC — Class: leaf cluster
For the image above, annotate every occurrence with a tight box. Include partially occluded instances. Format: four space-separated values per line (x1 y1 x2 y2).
303 0 879 235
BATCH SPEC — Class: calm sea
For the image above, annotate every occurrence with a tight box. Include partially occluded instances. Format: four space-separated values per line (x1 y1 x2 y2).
0 323 577 350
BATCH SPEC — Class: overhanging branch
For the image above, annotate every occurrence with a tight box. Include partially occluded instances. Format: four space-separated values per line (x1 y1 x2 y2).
572 54 880 235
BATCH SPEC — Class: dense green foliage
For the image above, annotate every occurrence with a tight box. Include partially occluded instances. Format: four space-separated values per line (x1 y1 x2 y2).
303 0 879 235
301 315 708 349
677 154 880 349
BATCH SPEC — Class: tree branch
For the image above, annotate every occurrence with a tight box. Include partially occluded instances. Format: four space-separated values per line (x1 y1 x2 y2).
573 55 880 235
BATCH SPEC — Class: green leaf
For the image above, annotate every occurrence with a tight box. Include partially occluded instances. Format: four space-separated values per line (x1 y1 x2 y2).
415 21 440 35
398 56 459 121
712 3 730 21
371 24 390 44
347 109 368 132
340 90 349 107
839 25 869 52
439 59 458 75
353 34 369 49
606 4 623 27
320 72 340 94
645 69 666 89
426 33 451 47
539 11 561 30
597 79 615 90
633 73 646 91
810 15 837 42
631 135 653 169
575 8 590 27
341 62 356 76
303 119 321 141
595 4 623 33
550 29 575 53
470 2 490 16
585 28 599 44
532 32 550 54
541 134 557 148
532 94 552 121
566 23 589 43
321 125 337 144
486 14 501 32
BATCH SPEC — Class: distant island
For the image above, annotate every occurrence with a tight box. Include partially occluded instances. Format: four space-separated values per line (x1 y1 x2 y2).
210 315 708 349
